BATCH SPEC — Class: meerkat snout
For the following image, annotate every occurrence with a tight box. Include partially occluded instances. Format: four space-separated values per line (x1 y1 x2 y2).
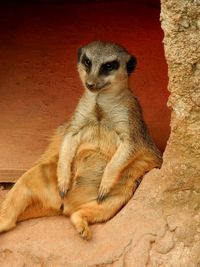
77 41 137 93
86 81 95 90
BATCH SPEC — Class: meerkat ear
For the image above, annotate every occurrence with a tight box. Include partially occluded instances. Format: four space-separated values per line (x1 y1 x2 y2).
77 47 83 62
126 55 137 75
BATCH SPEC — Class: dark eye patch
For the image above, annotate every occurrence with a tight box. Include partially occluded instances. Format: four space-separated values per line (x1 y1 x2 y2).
81 54 92 72
99 60 119 76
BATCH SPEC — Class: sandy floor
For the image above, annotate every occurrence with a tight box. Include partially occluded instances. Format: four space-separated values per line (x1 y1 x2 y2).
0 1 170 181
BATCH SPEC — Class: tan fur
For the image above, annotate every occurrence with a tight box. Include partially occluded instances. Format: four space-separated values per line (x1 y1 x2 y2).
0 41 162 240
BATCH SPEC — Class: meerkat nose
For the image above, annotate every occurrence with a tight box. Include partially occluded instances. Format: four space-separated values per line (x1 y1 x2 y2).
86 81 95 90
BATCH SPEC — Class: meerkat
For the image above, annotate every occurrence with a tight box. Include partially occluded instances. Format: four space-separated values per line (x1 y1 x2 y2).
0 41 162 240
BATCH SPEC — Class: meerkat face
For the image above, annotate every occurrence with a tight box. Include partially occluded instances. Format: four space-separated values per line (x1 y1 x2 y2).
77 41 137 93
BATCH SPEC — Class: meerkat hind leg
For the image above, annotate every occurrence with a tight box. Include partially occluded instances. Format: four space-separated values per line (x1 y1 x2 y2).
0 180 32 233
0 162 61 233
70 196 127 240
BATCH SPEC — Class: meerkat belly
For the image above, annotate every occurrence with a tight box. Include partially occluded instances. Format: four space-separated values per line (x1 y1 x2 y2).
64 124 134 208
71 124 119 188
77 123 119 159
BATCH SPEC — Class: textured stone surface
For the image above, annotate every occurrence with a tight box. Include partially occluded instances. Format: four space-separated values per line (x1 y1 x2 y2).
0 0 200 266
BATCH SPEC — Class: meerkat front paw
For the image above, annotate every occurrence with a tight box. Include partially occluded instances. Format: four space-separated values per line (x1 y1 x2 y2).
57 163 71 198
97 168 116 203
58 180 70 198
97 184 110 203
97 179 113 203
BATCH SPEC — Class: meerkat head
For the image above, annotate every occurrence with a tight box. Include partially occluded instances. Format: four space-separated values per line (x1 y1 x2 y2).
77 41 137 93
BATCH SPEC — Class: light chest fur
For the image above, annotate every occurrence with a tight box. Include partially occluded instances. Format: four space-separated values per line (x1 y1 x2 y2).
69 90 133 159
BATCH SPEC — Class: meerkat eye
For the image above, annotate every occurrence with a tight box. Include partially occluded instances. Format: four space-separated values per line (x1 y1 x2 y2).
81 54 92 71
84 58 91 67
100 60 119 75
105 63 113 70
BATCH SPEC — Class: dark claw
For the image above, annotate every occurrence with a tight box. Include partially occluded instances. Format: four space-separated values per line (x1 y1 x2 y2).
59 190 68 199
97 193 108 204
79 228 85 235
